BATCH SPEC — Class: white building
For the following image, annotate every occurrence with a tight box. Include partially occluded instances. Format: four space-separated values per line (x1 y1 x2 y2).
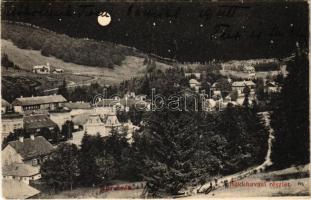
84 114 107 136
32 63 51 74
2 163 41 185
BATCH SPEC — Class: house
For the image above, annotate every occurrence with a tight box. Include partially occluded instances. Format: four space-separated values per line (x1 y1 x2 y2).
231 80 256 95
185 72 201 79
243 65 255 73
2 135 54 166
2 163 41 185
97 98 151 112
23 114 58 134
202 99 216 111
103 113 121 133
264 81 281 94
2 99 11 114
32 63 51 74
123 120 140 143
2 112 24 139
49 109 72 130
52 68 64 74
2 179 40 199
84 113 107 136
12 95 67 113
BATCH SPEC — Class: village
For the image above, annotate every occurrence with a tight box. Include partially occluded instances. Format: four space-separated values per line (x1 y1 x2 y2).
1 57 288 198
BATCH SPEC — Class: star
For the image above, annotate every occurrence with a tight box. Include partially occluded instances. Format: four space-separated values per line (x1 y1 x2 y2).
290 23 294 27
152 22 156 26
58 18 62 21
168 49 171 53
73 11 76 15
169 20 172 24
200 24 204 28
270 40 274 44
118 18 121 21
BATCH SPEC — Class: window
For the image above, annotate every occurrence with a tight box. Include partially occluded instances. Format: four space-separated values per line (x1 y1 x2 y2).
32 159 38 166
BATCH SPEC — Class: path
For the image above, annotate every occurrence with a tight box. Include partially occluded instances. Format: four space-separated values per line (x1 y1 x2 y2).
187 111 275 196
43 76 99 93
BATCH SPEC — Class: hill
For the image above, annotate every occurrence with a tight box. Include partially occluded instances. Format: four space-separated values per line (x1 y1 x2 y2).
1 21 144 68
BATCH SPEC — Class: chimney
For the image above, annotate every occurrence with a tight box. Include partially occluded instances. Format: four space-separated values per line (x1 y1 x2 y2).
30 134 35 140
19 136 24 143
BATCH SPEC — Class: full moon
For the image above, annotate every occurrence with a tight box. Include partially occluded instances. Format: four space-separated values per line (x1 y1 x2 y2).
98 12 111 26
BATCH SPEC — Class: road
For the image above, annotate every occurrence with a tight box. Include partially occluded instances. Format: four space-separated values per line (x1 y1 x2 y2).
185 111 275 196
43 76 99 93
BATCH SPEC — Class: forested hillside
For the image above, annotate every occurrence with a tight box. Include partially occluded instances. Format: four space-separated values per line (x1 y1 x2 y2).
1 21 140 68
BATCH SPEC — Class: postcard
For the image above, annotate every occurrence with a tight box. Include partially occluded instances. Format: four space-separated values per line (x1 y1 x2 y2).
1 0 309 199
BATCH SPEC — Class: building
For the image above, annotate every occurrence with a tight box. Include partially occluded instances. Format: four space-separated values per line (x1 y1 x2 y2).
123 120 140 143
84 113 107 136
185 72 201 79
243 65 255 73
2 112 24 139
64 102 93 117
97 98 150 112
23 114 58 134
2 99 11 114
32 63 50 74
2 179 40 199
52 68 64 74
264 81 281 94
189 79 201 92
49 109 72 130
231 80 256 95
103 113 121 133
12 95 67 113
202 99 216 111
2 135 54 166
2 163 41 185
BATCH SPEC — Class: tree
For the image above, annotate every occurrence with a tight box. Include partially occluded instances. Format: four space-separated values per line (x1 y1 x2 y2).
95 153 117 183
270 44 309 168
61 121 74 140
255 78 266 101
58 79 69 100
139 87 202 196
215 78 232 98
41 143 79 192
78 133 117 186
242 85 251 108
2 129 26 149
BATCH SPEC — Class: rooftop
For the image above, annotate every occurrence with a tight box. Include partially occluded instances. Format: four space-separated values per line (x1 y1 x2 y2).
2 163 40 177
8 136 54 160
24 114 58 130
12 95 67 106
63 102 92 110
2 179 40 199
2 112 24 119
232 81 256 87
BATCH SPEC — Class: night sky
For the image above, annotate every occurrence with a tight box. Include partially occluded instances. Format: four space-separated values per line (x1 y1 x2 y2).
1 1 309 62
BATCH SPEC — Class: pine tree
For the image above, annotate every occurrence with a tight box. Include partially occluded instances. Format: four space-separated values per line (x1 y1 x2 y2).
58 79 69 100
270 44 309 168
78 133 106 186
139 87 202 196
41 143 79 192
